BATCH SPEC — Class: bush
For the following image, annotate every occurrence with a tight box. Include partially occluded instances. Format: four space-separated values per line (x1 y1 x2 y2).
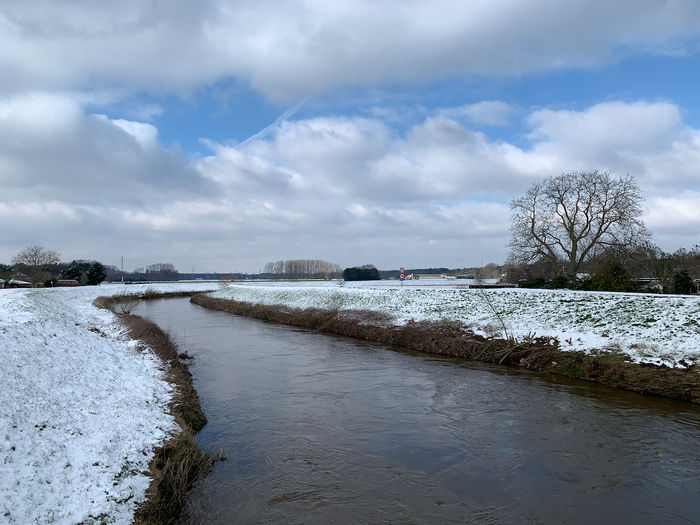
549 275 569 289
343 265 381 281
518 277 548 288
590 263 634 292
673 270 694 295
576 277 595 291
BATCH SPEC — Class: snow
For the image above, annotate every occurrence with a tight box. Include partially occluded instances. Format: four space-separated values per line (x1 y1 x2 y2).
0 282 216 525
213 281 700 369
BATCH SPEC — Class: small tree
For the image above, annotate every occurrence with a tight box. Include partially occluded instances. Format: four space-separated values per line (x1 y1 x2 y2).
87 262 107 285
11 246 61 285
509 171 649 281
673 270 694 295
0 263 11 282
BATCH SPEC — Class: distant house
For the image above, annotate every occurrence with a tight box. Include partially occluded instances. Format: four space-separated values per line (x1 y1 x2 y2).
415 274 455 280
57 279 79 287
636 277 663 292
1 279 32 289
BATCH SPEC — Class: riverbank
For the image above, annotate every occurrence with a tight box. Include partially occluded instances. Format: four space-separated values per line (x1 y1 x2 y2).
0 283 215 524
207 281 700 368
142 295 700 524
191 293 700 404
95 291 213 524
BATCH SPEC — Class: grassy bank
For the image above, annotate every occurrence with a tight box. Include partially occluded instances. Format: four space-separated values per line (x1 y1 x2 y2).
191 293 700 404
209 282 700 368
95 292 213 524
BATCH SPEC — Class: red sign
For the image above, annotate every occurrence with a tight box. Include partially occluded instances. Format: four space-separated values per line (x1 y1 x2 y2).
399 267 405 281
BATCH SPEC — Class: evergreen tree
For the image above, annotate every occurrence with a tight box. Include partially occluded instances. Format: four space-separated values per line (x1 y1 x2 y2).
673 270 693 295
87 262 107 285
61 265 82 280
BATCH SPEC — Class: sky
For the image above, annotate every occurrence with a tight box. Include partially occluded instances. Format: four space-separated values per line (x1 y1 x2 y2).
1 1 699 273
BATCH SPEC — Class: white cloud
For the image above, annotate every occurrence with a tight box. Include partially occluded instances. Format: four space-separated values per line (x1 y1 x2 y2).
2 1 700 101
527 101 700 193
0 92 211 206
2 96 699 270
528 101 685 152
3 4 700 272
0 201 81 223
643 192 700 251
645 192 700 232
110 119 159 149
127 103 163 121
439 101 513 126
189 100 700 266
0 92 82 136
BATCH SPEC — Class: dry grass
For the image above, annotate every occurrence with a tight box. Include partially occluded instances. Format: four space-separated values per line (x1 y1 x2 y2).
94 291 213 524
191 293 700 404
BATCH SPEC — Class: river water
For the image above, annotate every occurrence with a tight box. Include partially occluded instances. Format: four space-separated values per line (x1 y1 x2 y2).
134 298 700 524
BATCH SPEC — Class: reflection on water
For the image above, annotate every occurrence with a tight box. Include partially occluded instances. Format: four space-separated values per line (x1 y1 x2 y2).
135 299 700 524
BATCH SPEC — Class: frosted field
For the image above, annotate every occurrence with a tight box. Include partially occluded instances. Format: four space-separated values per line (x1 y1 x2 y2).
214 280 700 369
0 282 214 525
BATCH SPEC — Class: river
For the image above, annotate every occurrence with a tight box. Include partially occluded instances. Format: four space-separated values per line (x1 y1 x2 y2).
134 298 700 524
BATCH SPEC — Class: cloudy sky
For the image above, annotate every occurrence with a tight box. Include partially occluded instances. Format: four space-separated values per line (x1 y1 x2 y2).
1 1 699 273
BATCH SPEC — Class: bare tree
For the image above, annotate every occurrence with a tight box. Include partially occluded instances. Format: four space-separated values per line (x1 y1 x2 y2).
263 259 342 279
11 245 61 284
509 171 649 280
144 263 177 273
133 263 179 281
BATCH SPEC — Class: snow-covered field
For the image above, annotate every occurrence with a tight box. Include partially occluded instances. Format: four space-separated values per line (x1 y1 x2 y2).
213 280 700 368
0 282 215 525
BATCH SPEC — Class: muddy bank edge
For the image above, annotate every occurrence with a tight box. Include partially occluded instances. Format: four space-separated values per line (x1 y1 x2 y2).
191 293 700 404
94 292 213 525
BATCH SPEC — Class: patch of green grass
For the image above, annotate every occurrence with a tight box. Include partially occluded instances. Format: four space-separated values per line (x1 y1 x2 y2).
563 358 583 376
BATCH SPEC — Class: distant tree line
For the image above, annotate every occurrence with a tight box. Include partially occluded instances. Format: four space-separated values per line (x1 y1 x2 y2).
377 265 502 280
262 259 343 280
1 246 107 286
0 247 189 286
133 263 179 281
106 262 180 282
505 243 699 294
379 267 450 279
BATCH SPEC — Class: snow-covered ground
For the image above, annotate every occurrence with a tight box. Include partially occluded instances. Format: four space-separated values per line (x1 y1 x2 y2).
0 282 215 525
214 280 700 368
